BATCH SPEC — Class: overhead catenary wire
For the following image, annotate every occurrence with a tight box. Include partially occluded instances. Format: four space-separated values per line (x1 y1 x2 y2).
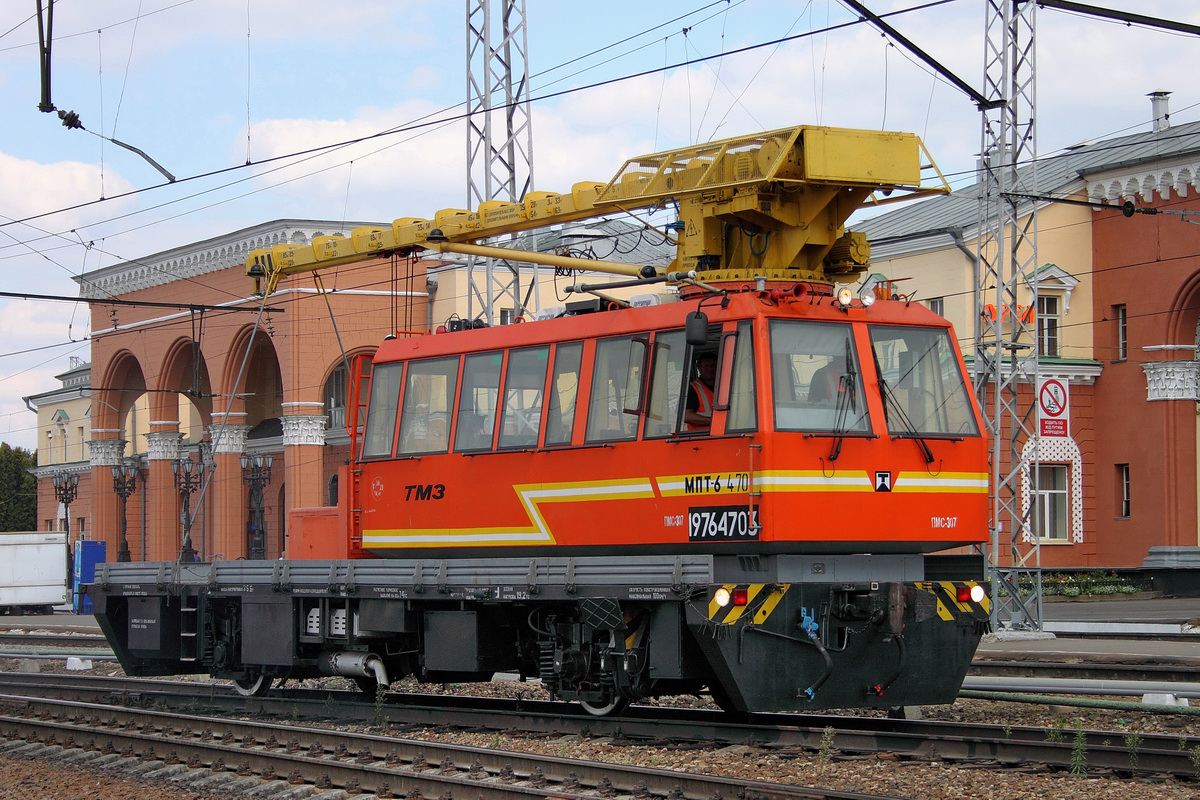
4 0 1189 284
2 2 1190 376
1 1 962 234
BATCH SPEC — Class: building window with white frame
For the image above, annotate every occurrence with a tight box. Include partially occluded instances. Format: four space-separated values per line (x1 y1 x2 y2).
1037 295 1061 357
1033 464 1069 540
927 297 944 317
1114 304 1127 361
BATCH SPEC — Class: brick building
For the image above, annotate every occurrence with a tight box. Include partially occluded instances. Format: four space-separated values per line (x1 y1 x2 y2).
855 96 1200 568
28 217 669 563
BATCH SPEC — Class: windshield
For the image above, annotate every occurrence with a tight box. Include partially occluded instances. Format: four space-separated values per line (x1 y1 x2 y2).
869 325 979 437
769 320 870 433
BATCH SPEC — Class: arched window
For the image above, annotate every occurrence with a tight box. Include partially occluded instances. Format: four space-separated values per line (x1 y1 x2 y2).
324 365 348 430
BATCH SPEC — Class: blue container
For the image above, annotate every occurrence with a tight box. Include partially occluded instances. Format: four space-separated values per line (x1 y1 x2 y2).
72 541 106 614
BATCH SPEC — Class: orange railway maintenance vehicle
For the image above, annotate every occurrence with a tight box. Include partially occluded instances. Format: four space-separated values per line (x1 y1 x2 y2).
88 125 990 715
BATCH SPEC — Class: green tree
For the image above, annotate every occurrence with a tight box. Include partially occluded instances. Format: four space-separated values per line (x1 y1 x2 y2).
0 442 37 531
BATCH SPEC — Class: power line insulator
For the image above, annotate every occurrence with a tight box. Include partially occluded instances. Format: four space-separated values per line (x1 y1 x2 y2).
57 109 82 130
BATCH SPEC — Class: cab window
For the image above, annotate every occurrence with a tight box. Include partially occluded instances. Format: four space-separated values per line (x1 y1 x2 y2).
499 347 549 449
398 357 458 455
545 343 583 446
769 320 869 433
644 330 686 438
869 326 979 436
361 362 404 458
724 321 758 433
585 336 646 443
454 351 502 451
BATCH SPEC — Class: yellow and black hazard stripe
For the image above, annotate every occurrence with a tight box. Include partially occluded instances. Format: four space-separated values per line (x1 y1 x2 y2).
916 581 990 621
707 583 790 625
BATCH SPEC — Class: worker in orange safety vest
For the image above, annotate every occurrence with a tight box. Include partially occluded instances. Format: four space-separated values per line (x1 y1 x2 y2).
683 352 717 431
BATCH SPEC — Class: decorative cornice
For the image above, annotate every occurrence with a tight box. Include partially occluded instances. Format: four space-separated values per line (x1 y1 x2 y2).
964 357 1104 386
1028 263 1080 315
31 462 89 479
74 219 384 300
282 415 328 447
1087 159 1200 204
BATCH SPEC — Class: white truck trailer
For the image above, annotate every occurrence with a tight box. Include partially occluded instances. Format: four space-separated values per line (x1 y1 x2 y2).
0 531 69 615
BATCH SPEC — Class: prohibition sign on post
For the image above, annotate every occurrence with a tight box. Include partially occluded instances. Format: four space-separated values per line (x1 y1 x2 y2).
1038 378 1069 437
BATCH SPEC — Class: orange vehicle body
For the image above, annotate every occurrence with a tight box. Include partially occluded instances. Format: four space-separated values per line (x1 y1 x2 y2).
293 287 988 562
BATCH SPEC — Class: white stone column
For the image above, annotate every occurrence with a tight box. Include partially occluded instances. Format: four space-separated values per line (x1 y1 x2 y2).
281 403 329 552
88 436 126 468
282 414 328 447
146 431 184 462
208 423 250 456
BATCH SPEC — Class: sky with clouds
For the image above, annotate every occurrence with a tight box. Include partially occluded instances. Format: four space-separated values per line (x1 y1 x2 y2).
1 0 1197 452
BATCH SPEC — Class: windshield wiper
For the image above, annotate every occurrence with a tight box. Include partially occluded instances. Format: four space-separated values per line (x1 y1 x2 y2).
827 340 858 461
873 350 935 464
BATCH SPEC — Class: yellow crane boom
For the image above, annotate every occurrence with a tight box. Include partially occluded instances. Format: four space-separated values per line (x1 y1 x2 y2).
246 125 949 296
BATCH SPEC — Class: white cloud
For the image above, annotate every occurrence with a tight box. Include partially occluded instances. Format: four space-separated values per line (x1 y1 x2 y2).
244 101 469 223
0 152 133 224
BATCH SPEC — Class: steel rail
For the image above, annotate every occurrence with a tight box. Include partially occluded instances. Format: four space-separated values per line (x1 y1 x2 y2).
0 694 888 800
0 633 109 649
0 675 1198 779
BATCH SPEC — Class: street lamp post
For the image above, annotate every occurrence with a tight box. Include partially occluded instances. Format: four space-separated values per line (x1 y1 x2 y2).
51 471 79 539
110 459 139 562
240 453 273 560
172 456 202 562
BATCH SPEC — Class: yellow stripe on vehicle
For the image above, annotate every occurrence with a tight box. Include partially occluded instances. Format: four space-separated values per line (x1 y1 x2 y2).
364 477 655 547
892 472 988 493
754 471 874 493
752 585 789 624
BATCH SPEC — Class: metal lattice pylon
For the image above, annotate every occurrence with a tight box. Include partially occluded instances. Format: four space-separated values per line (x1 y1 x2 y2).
465 0 536 324
975 0 1043 631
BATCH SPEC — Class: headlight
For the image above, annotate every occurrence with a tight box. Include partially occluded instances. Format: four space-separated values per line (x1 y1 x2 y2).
970 584 987 603
836 287 854 306
858 287 876 306
713 587 732 607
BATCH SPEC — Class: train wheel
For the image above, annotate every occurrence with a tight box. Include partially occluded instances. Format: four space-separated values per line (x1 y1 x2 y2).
578 696 630 717
231 673 273 697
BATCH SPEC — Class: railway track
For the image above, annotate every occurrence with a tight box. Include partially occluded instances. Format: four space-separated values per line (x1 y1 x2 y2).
0 692 894 800
1 672 1198 781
